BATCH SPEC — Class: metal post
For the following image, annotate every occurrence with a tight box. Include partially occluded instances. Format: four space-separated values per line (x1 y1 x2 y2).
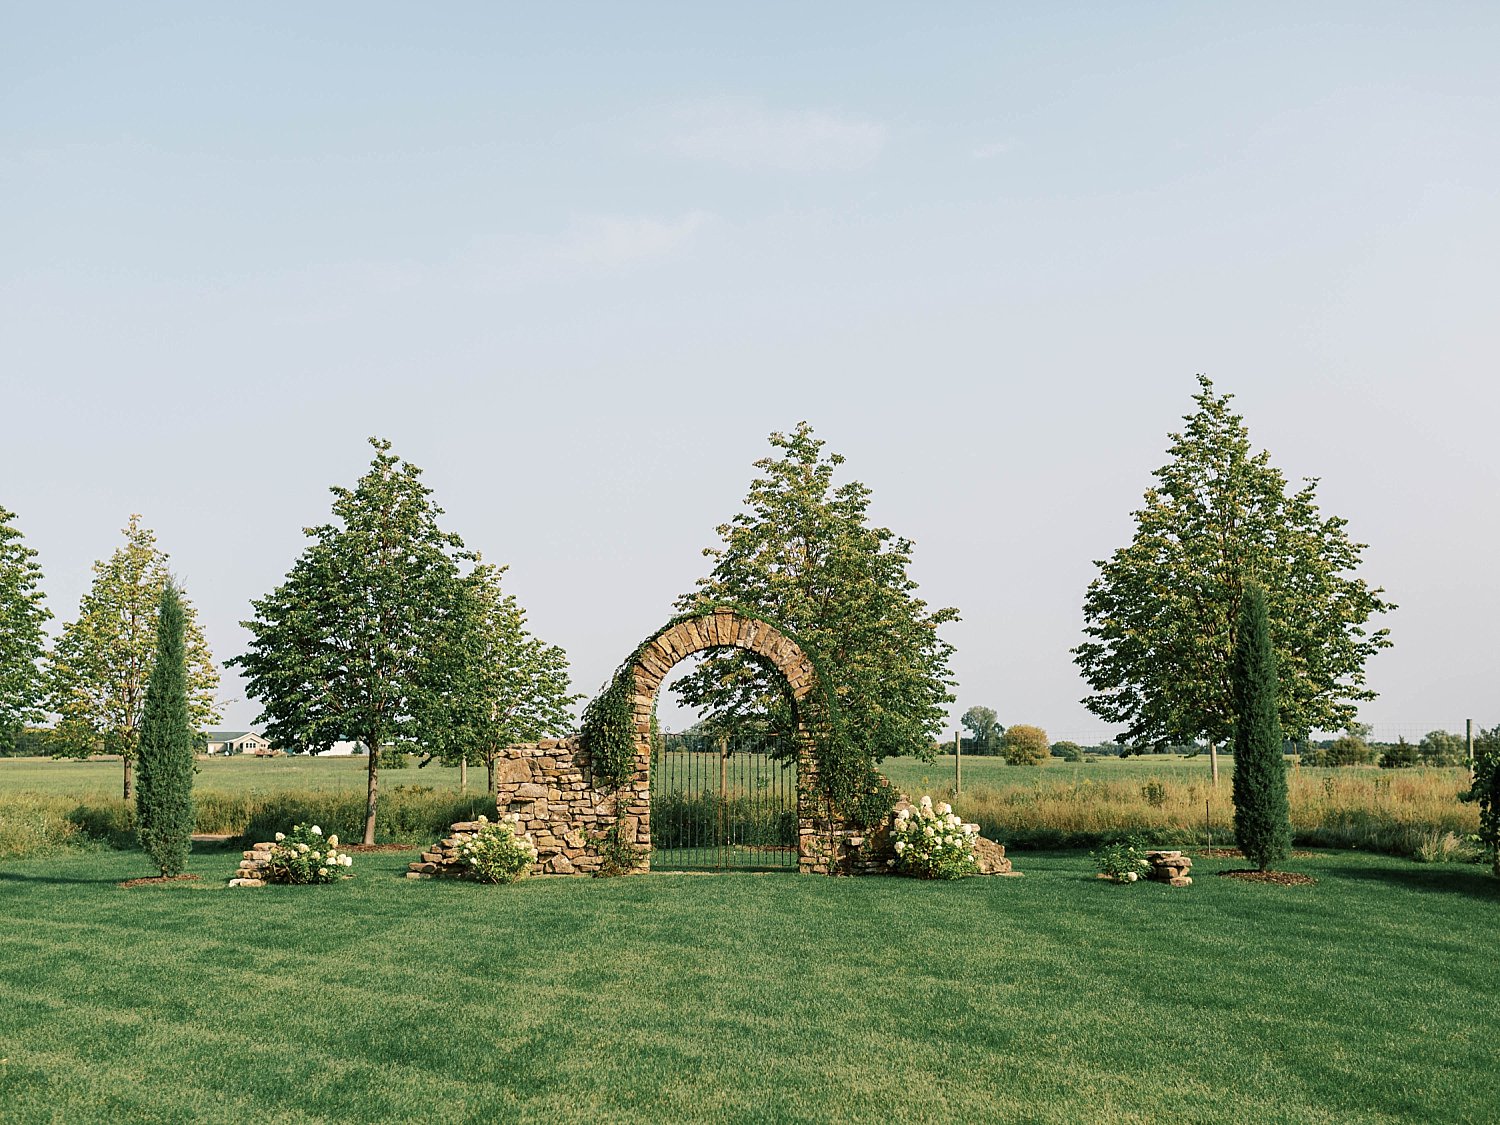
954 731 962 794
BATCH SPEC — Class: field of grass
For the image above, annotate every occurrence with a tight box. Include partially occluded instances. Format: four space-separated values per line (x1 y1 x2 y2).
1 846 1496 1123
0 754 1480 861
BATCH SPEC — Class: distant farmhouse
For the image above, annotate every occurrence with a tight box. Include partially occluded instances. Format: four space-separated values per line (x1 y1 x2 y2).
204 731 370 756
204 731 273 755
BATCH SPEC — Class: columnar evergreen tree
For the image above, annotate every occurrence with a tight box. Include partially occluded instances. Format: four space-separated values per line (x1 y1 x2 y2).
0 505 51 749
1076 377 1394 756
1230 583 1292 871
47 516 221 798
231 439 471 845
673 423 958 762
426 560 578 793
136 582 196 877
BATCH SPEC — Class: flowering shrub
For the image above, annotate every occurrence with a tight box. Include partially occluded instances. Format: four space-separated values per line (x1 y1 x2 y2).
456 814 537 884
1091 838 1151 884
888 795 979 879
264 824 354 885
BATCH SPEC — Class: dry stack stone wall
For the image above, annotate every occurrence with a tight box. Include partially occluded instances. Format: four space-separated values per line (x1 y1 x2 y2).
407 737 646 879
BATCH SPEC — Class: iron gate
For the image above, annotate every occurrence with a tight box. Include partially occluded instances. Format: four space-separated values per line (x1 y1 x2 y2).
650 734 798 870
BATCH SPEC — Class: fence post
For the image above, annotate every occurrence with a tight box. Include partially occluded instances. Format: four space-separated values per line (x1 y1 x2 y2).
954 731 961 794
1468 718 1475 783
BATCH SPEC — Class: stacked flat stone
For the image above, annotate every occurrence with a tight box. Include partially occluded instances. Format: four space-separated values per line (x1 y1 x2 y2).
229 842 275 887
1147 850 1193 886
405 820 487 879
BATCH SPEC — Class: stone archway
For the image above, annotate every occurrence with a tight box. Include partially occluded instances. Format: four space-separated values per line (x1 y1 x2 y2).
626 606 836 874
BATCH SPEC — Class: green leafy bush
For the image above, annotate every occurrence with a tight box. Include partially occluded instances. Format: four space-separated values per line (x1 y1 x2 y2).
888 795 978 879
455 814 536 884
1091 837 1151 883
264 823 354 884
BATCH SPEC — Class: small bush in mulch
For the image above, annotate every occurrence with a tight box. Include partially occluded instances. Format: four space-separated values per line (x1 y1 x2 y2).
1218 870 1318 886
118 874 202 889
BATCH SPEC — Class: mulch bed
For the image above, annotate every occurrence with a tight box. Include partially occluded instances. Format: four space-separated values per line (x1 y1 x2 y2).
1197 848 1324 859
345 844 419 853
118 874 202 889
1217 870 1318 886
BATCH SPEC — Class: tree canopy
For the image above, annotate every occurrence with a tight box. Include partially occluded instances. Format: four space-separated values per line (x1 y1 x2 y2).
231 438 474 844
47 515 220 797
0 505 50 746
426 559 578 792
1074 376 1394 748
961 705 1002 755
671 423 959 764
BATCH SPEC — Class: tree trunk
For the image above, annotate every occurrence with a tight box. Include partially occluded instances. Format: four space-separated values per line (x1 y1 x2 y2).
487 753 496 795
363 733 379 845
459 756 467 793
1209 742 1220 786
123 755 133 801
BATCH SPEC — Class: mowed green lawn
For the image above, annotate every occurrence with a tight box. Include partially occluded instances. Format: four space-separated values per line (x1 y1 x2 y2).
2 848 1496 1124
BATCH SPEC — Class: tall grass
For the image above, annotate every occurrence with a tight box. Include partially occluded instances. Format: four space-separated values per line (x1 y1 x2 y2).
0 785 495 859
939 767 1478 856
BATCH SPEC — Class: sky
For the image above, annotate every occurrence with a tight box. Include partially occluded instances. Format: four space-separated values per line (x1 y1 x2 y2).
3 3 1498 742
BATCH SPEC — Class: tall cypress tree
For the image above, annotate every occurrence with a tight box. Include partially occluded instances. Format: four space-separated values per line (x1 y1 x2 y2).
1231 583 1292 870
136 582 195 876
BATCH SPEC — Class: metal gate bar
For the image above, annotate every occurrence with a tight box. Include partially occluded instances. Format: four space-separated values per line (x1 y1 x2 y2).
650 733 797 871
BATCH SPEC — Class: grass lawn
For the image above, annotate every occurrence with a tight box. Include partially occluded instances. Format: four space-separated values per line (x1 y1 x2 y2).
2 847 1496 1123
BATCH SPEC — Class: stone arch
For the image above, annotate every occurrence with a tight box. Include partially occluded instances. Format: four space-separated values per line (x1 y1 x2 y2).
627 606 835 874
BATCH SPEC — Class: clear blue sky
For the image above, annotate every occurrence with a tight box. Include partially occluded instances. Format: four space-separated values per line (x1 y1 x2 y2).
4 3 1497 740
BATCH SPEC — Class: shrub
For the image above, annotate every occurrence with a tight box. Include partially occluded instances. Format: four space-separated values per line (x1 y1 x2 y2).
455 814 536 884
1325 735 1376 766
263 823 355 884
1380 739 1421 769
1052 741 1085 762
888 795 978 879
1001 725 1050 766
1091 836 1151 883
1140 779 1168 808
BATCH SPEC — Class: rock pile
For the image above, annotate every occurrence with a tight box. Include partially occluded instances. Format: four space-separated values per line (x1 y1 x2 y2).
1147 850 1193 886
229 843 274 887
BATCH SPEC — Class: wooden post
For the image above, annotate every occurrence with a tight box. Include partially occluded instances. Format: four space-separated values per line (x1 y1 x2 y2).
954 731 962 794
459 756 467 793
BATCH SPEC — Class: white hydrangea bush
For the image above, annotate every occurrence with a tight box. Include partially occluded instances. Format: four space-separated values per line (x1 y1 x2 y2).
888 795 980 880
457 814 537 885
265 823 355 885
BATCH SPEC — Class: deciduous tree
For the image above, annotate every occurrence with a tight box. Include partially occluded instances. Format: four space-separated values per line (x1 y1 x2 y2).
47 516 220 798
672 423 958 763
961 705 1002 755
1000 724 1050 766
136 582 196 876
1230 584 1291 870
0 505 50 748
426 560 578 793
1075 377 1393 758
231 439 470 844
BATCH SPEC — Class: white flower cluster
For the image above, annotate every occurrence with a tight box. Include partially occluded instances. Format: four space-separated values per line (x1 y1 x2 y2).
887 795 980 879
